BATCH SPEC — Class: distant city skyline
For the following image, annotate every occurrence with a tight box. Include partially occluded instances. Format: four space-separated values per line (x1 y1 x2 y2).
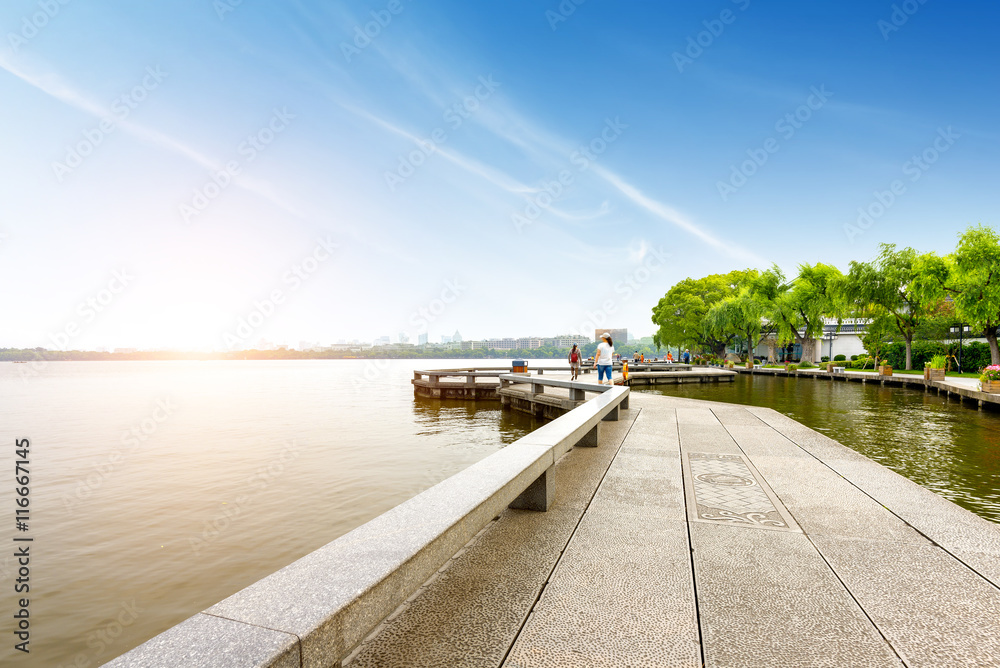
2 2 997 351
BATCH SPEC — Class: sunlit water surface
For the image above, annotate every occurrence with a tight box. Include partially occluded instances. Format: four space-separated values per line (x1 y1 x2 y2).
0 360 542 666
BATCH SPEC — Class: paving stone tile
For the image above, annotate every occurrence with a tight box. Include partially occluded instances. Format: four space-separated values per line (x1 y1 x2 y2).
691 523 902 668
812 535 1000 667
504 515 699 668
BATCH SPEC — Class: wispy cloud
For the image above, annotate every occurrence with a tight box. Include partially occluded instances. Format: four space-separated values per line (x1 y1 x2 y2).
0 54 311 221
591 164 767 265
341 102 539 194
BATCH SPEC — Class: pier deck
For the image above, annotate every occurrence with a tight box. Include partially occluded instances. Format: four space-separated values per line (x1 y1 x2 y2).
347 391 1000 667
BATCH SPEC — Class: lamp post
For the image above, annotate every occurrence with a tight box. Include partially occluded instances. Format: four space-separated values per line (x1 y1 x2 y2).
949 324 970 372
822 332 837 363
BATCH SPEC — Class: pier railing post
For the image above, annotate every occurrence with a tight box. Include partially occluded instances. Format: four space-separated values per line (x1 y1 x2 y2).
508 467 553 511
576 424 598 447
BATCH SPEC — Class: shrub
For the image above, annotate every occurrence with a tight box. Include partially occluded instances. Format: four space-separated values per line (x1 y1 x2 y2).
798 361 815 368
821 356 829 362
834 354 847 361
850 355 858 361
958 341 992 373
880 341 947 370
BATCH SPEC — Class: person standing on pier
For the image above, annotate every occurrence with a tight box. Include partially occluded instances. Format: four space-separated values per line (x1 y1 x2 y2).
595 332 615 385
568 344 582 381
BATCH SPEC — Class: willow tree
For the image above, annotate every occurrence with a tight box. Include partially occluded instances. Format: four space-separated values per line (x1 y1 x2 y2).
705 269 782 362
651 270 751 356
917 225 1000 365
844 244 937 370
771 263 844 364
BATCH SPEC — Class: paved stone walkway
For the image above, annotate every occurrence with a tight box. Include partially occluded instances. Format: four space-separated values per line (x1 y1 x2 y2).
347 392 1000 667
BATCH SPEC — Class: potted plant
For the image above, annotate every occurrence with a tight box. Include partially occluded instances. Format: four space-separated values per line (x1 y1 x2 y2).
980 365 1000 394
925 355 947 381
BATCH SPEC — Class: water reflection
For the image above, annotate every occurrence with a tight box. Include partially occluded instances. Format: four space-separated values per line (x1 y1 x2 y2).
412 396 543 445
639 375 1000 524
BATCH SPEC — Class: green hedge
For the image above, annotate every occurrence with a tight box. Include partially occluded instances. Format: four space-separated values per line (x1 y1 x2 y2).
882 341 947 370
833 354 847 361
956 341 992 372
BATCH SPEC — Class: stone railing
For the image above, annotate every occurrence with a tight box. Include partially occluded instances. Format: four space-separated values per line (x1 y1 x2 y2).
108 380 630 668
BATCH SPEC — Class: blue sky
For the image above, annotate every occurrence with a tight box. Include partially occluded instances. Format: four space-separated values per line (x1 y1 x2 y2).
1 0 997 350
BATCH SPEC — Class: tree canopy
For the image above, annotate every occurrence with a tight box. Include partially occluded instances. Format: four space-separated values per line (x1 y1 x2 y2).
651 270 751 356
843 244 938 369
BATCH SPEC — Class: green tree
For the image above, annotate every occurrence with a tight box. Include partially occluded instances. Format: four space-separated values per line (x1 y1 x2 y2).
705 269 780 363
917 225 1000 366
844 244 937 370
770 263 844 364
861 315 894 367
651 270 750 356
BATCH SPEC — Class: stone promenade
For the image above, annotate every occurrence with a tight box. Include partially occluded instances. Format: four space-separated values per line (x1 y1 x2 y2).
344 390 1000 667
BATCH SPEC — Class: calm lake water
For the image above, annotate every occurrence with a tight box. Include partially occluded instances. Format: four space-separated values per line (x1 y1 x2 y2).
639 374 1000 524
0 359 541 667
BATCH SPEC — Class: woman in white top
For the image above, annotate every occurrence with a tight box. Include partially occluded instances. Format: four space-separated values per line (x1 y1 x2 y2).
594 332 615 385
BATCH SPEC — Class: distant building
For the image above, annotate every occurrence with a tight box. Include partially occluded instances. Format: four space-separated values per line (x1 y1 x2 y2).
398 332 409 344
328 343 364 352
441 335 452 344
453 330 463 343
594 328 627 345
418 333 428 345
547 334 590 348
374 336 391 346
